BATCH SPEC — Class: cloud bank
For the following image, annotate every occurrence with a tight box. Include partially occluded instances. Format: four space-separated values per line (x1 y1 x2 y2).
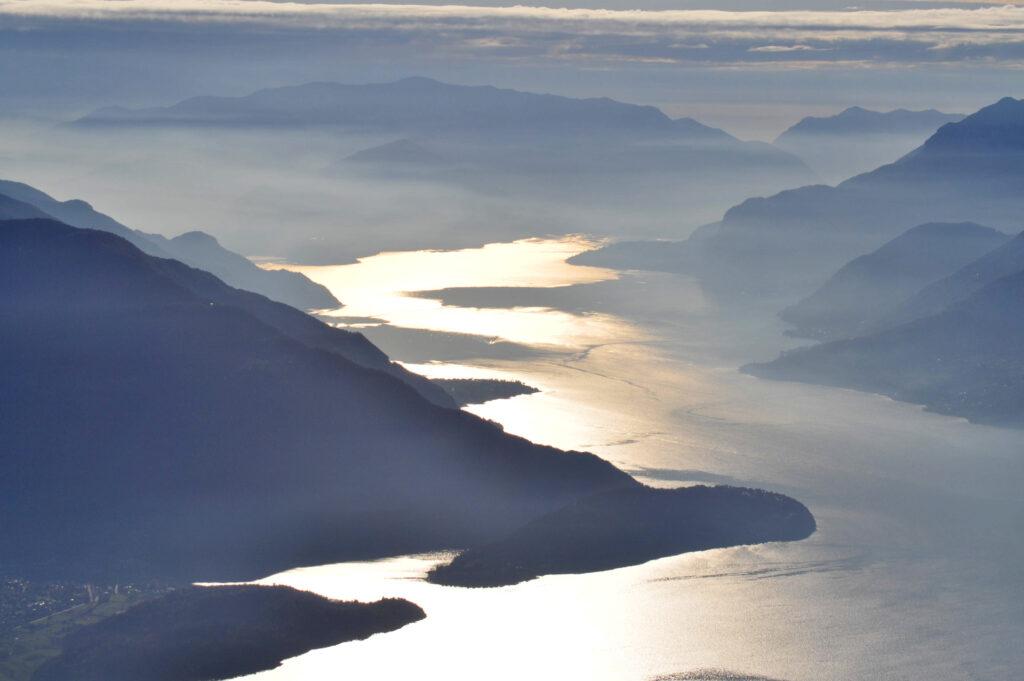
3 0 1024 65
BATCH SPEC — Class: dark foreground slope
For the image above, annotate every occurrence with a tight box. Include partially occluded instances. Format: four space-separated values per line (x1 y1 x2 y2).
2 218 815 587
746 269 1024 427
0 193 446 405
0 218 628 581
33 585 423 681
428 486 815 587
779 222 1009 341
2 219 816 585
0 179 336 310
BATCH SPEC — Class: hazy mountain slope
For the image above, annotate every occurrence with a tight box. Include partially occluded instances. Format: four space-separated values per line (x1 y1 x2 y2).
0 192 51 221
779 222 1009 341
0 179 159 252
76 77 720 137
745 268 1024 427
877 230 1024 330
0 218 632 581
579 97 1024 297
0 179 337 310
775 107 963 182
151 230 338 309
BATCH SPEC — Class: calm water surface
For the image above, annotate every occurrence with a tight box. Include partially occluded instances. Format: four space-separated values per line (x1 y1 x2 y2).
242 237 1024 681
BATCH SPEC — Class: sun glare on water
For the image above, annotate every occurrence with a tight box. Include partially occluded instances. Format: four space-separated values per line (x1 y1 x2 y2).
265 236 644 350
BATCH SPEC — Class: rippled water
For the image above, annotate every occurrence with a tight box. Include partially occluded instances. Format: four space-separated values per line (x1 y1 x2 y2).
245 237 1024 681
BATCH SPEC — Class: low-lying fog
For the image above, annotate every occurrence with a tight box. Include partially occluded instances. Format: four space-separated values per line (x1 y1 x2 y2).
0 120 811 264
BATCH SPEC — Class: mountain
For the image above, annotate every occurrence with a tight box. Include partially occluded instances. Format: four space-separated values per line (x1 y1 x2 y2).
76 78 812 230
149 230 338 310
33 586 424 681
776 107 964 182
76 77 726 138
0 180 337 310
428 485 815 587
578 97 1024 298
0 218 627 581
745 268 1024 427
779 222 1009 341
1 218 813 584
0 194 50 221
877 229 1024 330
0 188 446 407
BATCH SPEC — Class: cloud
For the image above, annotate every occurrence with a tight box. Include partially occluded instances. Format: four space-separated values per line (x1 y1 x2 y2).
3 0 1024 66
748 44 826 53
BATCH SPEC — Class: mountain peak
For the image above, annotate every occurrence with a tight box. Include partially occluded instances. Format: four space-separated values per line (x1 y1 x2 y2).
394 76 444 87
171 230 220 246
918 95 1024 154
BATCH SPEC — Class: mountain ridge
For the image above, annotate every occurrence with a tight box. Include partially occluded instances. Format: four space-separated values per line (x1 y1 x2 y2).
0 179 338 310
746 265 1024 427
779 221 1010 341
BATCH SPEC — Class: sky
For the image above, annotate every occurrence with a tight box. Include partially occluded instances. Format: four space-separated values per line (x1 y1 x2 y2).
1 0 1023 138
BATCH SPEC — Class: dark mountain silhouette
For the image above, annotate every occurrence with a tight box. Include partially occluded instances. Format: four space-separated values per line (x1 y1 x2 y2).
434 378 539 406
33 586 424 681
0 218 626 581
0 190 446 406
780 222 1009 341
745 268 1024 427
776 107 963 182
878 229 1024 330
428 486 815 587
1 218 813 584
0 180 337 310
577 97 1024 297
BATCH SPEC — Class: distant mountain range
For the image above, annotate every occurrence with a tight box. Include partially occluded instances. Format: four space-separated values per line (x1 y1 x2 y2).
775 107 964 182
1 217 814 584
74 77 814 232
577 96 1024 297
0 179 337 310
780 222 1010 341
76 77 733 140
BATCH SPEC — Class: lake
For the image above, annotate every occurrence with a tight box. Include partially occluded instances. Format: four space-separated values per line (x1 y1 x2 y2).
243 237 1024 681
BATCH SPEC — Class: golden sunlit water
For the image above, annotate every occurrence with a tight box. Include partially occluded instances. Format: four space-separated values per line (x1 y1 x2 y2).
243 237 1024 681
265 237 642 350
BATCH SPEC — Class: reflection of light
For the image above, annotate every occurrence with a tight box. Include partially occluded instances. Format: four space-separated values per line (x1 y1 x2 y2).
265 237 643 350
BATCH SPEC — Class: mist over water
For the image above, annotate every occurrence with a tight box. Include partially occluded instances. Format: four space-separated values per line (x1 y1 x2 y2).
243 237 1024 681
